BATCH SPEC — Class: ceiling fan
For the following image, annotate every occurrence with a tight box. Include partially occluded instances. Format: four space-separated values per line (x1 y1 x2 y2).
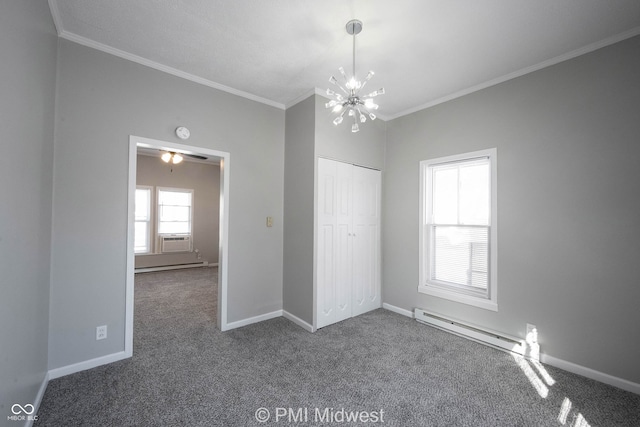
158 150 208 164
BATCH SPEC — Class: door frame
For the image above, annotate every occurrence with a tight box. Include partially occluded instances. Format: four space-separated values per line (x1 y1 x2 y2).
125 135 231 357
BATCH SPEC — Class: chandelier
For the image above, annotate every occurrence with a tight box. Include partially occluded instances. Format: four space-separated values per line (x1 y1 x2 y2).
326 19 385 133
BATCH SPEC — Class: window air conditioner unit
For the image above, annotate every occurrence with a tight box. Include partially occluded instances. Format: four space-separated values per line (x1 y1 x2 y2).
161 235 191 253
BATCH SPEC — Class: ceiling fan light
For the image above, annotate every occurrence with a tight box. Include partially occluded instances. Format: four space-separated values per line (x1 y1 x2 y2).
172 153 183 164
161 152 172 163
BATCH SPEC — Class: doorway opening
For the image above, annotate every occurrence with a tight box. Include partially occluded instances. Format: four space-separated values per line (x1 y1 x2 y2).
125 135 231 358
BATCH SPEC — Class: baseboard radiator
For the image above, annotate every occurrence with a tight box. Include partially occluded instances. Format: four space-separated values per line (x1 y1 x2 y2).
135 261 209 274
414 308 526 356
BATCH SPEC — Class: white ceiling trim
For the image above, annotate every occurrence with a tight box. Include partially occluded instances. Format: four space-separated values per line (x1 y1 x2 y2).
284 88 318 110
47 0 64 35
47 0 640 122
48 1 283 110
387 25 640 121
58 30 285 110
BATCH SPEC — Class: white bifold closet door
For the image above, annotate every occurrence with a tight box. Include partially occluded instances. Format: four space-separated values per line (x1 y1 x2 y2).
317 157 381 329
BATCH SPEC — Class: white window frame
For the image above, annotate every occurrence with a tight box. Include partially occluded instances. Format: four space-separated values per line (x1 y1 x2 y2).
419 148 498 311
157 187 194 238
134 185 153 254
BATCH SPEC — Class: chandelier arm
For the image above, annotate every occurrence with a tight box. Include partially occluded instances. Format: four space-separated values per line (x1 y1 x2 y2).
330 77 349 95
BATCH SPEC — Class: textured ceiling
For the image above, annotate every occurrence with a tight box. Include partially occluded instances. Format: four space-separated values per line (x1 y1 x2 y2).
49 0 640 119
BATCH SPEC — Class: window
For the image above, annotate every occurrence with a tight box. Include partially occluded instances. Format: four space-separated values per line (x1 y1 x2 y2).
157 188 193 235
419 148 497 311
134 186 152 254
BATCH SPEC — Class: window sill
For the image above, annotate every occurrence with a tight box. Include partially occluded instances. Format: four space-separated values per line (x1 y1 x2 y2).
418 284 498 312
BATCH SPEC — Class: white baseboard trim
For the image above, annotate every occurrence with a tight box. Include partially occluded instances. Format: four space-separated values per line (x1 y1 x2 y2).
48 350 130 380
382 302 414 318
283 310 315 332
25 371 50 427
384 303 639 395
224 310 283 331
540 353 640 395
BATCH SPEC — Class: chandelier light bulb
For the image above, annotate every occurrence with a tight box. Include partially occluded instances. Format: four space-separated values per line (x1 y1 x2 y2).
161 152 172 163
364 98 379 109
352 123 359 133
172 153 183 164
333 116 344 126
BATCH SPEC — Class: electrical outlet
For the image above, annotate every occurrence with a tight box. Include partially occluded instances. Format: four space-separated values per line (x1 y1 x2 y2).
96 325 107 341
526 323 537 344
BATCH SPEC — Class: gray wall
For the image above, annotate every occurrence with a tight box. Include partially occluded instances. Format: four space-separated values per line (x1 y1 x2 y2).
315 95 386 171
283 96 316 323
49 39 284 370
135 155 220 268
383 35 640 383
283 94 386 325
0 0 57 416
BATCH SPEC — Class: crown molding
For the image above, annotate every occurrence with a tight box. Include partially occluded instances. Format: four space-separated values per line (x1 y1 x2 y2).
387 25 640 121
47 1 640 122
59 30 285 110
47 0 64 35
48 0 285 111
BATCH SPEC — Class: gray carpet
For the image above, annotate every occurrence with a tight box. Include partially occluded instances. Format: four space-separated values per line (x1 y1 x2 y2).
36 268 640 426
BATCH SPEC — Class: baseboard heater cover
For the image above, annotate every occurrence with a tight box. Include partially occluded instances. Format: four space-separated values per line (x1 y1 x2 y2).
135 261 209 274
414 308 526 356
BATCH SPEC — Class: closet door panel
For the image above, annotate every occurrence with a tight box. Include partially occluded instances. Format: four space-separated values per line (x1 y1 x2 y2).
317 159 337 328
352 166 382 316
334 161 353 323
